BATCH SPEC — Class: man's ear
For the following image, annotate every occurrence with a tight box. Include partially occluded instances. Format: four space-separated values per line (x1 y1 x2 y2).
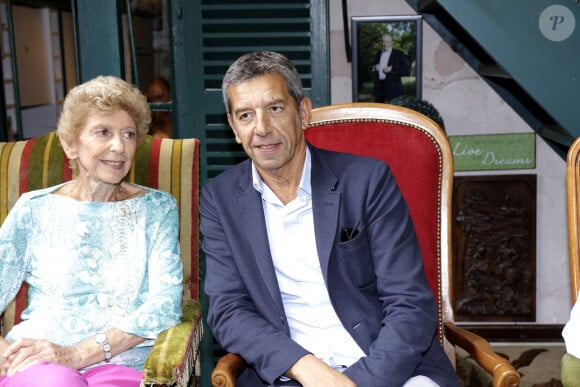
227 114 242 144
299 97 312 129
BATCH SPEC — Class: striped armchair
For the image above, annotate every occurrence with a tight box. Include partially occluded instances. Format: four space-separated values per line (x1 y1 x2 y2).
0 132 202 387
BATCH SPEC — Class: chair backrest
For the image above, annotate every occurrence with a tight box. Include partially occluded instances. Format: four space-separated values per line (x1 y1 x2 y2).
305 102 454 342
566 136 580 305
0 132 200 335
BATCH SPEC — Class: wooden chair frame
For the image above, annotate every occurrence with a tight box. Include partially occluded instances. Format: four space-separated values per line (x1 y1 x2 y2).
567 136 580 305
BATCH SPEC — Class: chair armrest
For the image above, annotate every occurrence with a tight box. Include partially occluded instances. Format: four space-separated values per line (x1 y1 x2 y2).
211 352 247 387
444 322 520 387
142 300 203 387
211 324 521 387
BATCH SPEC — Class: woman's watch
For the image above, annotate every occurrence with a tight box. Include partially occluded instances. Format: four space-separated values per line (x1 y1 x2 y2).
95 333 112 362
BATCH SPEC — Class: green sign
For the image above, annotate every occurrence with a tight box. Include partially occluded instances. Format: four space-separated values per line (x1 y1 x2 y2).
449 133 536 171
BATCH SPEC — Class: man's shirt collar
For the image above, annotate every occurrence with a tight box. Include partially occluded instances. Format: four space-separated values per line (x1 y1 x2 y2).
252 147 312 198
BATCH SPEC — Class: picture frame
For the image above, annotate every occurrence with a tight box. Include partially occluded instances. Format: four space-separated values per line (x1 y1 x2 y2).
351 15 422 102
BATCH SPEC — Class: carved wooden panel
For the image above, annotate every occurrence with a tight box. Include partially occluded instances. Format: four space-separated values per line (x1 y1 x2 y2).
453 175 536 322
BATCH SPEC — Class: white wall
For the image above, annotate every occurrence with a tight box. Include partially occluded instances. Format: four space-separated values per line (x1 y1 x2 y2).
329 0 569 324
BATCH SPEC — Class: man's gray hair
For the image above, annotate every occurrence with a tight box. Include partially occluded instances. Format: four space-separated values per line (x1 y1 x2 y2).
222 51 304 115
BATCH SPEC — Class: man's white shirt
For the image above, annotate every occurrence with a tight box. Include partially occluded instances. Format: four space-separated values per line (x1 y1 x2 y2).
378 49 392 80
252 148 365 368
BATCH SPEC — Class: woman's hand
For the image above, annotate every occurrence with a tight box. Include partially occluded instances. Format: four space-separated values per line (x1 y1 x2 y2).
0 337 11 376
1 328 145 376
1 338 80 377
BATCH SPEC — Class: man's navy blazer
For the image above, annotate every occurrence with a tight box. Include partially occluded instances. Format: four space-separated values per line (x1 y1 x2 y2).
201 144 458 386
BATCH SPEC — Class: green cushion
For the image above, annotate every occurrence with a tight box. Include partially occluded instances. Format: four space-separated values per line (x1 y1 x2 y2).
562 353 580 387
142 300 202 387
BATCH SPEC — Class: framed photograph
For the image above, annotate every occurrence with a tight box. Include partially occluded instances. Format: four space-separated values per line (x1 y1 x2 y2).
351 15 422 102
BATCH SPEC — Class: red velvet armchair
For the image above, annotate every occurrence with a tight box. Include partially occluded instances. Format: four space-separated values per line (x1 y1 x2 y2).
210 102 520 387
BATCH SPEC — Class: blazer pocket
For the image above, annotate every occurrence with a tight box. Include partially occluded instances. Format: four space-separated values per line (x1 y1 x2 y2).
335 231 375 288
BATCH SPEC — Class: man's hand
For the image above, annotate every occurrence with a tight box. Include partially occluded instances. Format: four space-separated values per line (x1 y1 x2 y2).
382 65 392 74
1 338 80 377
286 354 356 387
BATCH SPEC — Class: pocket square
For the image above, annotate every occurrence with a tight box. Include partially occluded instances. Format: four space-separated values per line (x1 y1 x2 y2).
340 220 360 242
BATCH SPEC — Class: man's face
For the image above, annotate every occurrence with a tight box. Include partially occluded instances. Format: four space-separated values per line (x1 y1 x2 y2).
227 73 311 179
382 35 393 50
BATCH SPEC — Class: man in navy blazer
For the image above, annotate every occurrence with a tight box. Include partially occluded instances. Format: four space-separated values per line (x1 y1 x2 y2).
373 33 410 103
201 51 458 386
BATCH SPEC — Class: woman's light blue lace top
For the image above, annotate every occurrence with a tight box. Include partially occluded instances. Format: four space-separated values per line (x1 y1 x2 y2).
0 184 183 371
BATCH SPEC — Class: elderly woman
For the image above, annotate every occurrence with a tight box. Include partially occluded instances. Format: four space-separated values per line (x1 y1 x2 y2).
0 76 183 386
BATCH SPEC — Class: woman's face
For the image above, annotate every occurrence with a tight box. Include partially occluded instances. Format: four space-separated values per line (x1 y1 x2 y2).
64 110 138 185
